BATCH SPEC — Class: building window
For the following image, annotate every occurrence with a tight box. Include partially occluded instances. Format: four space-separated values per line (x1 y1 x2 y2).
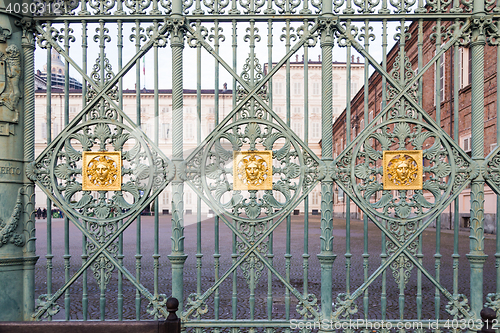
185 191 192 205
70 107 77 114
312 82 320 95
208 107 215 114
461 134 471 153
161 107 169 114
292 122 302 137
274 82 283 95
312 191 319 205
435 50 446 104
161 123 170 139
490 143 497 153
141 124 151 138
459 47 471 89
369 110 374 123
162 192 169 205
293 82 302 95
351 82 358 95
333 83 339 95
312 123 320 138
185 123 194 140
312 107 320 115
207 122 215 134
333 107 339 116
338 187 344 201
293 107 301 115
41 122 47 139
185 107 193 114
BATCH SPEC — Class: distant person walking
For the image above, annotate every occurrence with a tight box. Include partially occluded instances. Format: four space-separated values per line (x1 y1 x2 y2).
36 208 42 219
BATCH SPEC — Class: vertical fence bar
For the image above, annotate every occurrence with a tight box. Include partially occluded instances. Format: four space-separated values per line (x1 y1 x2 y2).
284 18 292 330
318 14 336 322
266 18 274 330
153 20 160 316
417 20 423 107
117 19 124 321
231 19 238 327
415 19 423 322
81 19 89 321
168 7 187 315
213 18 221 330
345 32 352 299
302 24 310 329
452 32 460 300
63 19 72 321
433 20 443 321
21 16 37 321
396 19 409 319
468 0 487 317
134 18 143 321
98 19 108 320
380 18 388 321
195 21 203 329
344 0 354 15
300 0 311 13
362 18 370 321
45 37 53 321
249 19 257 320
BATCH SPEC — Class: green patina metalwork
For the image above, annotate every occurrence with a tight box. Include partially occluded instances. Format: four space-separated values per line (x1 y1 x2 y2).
0 0 496 328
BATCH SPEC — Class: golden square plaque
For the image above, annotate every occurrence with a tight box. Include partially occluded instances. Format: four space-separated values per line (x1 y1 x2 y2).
383 150 423 190
233 151 273 191
82 151 122 191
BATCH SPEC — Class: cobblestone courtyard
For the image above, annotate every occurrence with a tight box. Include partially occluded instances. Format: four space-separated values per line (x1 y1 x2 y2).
33 214 498 321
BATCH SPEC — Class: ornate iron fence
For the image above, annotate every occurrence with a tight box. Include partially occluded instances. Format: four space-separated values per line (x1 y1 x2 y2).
0 0 499 329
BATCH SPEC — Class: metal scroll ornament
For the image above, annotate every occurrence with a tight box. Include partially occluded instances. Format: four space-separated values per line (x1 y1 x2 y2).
82 152 121 191
383 150 423 190
233 151 272 190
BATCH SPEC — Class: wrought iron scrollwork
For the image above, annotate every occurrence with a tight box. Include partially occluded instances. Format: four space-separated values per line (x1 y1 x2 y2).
185 118 319 222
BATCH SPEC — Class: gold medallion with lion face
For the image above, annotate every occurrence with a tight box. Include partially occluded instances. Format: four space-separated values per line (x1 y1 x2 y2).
233 151 273 191
82 152 122 191
383 150 423 190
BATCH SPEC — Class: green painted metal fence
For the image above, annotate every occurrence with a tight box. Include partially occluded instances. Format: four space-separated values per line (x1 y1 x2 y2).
0 0 499 329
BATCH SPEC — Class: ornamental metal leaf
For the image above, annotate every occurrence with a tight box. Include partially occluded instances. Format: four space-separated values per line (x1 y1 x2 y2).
236 53 268 108
0 188 26 248
485 293 500 317
237 219 268 285
35 294 60 319
336 118 471 224
146 294 168 318
28 92 174 297
334 105 472 288
446 294 471 319
87 53 119 104
29 111 173 225
185 102 319 223
333 293 358 319
296 293 320 319
486 146 500 195
184 293 209 319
